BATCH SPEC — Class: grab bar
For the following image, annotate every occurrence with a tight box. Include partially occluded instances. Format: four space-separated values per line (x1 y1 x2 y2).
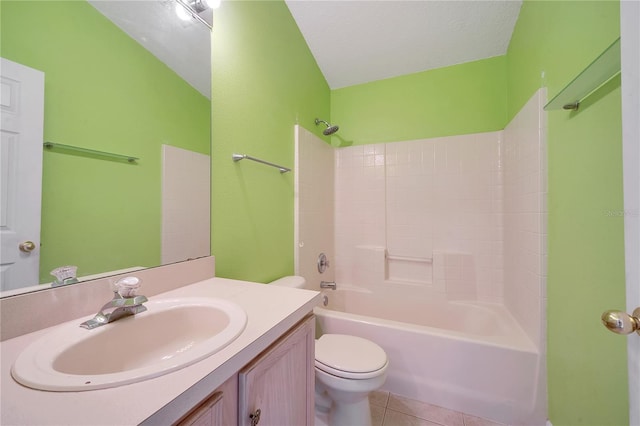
386 253 433 264
232 153 291 173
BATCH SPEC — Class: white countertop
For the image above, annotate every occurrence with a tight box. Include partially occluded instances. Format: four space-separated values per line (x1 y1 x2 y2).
0 277 320 426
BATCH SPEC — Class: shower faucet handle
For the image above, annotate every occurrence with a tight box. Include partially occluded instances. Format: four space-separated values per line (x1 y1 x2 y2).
317 253 330 273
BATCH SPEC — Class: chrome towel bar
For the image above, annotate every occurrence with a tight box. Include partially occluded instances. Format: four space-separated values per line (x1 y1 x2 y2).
232 153 291 173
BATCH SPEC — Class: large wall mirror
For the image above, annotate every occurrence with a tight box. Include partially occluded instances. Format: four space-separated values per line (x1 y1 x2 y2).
0 0 212 295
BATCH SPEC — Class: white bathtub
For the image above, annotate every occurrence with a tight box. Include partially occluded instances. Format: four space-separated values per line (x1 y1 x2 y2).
314 287 543 425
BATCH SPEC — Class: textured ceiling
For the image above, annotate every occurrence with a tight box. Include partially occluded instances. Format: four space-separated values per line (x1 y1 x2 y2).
285 0 523 89
91 1 522 97
89 0 212 99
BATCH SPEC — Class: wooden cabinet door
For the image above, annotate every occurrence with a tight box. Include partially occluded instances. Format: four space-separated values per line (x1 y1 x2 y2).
176 392 223 426
176 375 238 426
239 315 315 426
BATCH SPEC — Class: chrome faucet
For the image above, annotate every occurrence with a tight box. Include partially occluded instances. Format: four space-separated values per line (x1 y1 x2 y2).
80 277 147 330
320 281 337 290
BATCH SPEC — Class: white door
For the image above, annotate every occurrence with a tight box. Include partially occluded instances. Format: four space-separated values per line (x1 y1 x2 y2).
0 58 45 292
620 2 639 424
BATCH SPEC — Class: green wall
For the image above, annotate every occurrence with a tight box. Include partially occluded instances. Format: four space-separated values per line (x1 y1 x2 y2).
1 1 210 283
212 2 629 423
331 56 507 145
211 0 330 282
326 1 627 424
507 1 627 425
4 0 626 422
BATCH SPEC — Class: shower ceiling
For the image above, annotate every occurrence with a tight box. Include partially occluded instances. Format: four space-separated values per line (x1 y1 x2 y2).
284 0 523 89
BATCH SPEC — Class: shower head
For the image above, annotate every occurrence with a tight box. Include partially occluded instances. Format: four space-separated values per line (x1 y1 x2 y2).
315 118 339 136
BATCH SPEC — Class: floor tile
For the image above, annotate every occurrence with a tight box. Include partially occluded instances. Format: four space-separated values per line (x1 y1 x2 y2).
318 391 508 426
462 413 506 426
387 394 464 426
371 404 385 426
383 409 443 426
370 390 390 407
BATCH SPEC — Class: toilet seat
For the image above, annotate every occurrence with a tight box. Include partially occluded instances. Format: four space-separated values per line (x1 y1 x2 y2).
315 334 388 380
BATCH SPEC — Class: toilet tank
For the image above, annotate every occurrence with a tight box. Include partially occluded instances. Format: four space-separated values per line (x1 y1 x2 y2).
269 276 307 289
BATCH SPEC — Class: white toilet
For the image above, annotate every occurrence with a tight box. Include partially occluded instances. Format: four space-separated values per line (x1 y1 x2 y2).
269 276 389 426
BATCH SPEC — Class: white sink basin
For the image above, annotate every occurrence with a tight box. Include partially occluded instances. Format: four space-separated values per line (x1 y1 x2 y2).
11 297 247 391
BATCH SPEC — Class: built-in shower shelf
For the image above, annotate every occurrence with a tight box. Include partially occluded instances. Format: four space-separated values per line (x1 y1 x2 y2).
545 37 621 111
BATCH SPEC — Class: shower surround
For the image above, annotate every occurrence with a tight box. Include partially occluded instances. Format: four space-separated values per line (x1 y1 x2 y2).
334 130 504 302
295 89 547 424
330 89 546 349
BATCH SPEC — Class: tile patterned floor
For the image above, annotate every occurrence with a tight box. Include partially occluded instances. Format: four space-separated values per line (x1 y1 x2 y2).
369 391 506 426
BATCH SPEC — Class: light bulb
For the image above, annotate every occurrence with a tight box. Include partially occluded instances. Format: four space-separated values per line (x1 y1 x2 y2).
175 2 191 21
205 0 221 9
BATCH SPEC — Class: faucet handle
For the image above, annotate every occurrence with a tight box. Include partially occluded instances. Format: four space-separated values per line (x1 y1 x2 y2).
113 276 142 298
50 265 78 287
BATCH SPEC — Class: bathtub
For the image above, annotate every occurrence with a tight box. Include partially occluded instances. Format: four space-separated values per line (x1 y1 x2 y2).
314 286 542 425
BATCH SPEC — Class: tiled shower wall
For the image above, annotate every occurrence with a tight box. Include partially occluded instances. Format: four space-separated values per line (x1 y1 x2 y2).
331 90 546 347
334 132 505 303
333 143 386 286
296 90 546 348
503 89 547 348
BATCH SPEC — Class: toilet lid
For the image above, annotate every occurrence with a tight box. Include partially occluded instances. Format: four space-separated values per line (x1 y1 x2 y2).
315 334 388 379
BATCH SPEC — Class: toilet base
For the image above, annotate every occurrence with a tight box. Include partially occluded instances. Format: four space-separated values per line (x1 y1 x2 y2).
329 398 372 426
315 382 375 426
315 409 329 426
315 382 332 413
315 401 373 426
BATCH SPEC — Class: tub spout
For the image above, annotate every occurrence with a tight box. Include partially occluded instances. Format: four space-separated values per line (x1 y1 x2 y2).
320 281 337 290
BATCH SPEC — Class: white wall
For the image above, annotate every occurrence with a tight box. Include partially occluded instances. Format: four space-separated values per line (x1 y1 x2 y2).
503 88 547 349
161 145 210 265
294 125 335 289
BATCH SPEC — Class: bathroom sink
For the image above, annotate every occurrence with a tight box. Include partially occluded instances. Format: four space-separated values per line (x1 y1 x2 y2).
11 297 247 391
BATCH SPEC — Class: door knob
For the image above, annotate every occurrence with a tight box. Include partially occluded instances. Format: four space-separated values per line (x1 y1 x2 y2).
601 308 640 336
19 241 36 253
249 408 261 426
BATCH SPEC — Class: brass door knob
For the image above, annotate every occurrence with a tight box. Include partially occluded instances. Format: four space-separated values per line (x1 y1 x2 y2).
249 408 261 426
19 241 36 253
601 308 640 336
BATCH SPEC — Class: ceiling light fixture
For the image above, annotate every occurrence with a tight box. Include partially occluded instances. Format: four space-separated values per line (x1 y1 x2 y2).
174 0 216 29
204 0 221 10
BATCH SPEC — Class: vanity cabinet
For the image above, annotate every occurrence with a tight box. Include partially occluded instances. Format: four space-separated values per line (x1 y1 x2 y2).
175 315 314 426
239 314 315 426
177 375 238 426
177 392 223 426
